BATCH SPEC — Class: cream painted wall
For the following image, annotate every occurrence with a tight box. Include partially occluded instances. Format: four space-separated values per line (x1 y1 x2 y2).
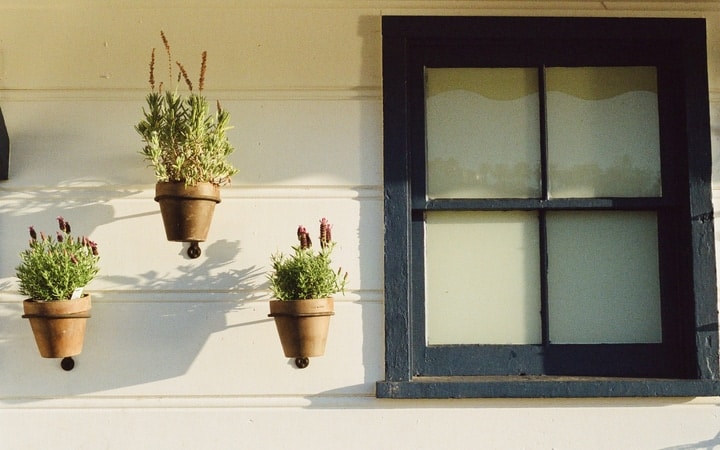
0 2 719 449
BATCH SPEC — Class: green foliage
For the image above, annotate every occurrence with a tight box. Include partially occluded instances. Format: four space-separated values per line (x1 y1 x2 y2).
269 246 346 301
135 31 238 186
268 219 348 301
136 92 237 186
15 217 100 301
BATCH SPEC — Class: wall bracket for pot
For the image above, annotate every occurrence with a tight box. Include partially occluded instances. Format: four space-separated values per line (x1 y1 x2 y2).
61 357 75 371
295 357 310 369
187 241 201 258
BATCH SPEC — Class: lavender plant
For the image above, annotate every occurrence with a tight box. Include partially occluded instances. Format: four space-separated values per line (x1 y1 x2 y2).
135 31 238 187
269 218 348 301
15 217 100 301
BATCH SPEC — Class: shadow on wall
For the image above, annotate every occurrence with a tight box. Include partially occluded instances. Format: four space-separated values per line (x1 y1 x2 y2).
0 190 135 274
80 239 264 395
0 191 267 399
0 238 265 399
309 13 386 401
660 431 720 450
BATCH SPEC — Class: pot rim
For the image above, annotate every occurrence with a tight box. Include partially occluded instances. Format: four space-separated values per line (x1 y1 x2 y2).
22 294 92 319
154 181 221 203
268 297 334 318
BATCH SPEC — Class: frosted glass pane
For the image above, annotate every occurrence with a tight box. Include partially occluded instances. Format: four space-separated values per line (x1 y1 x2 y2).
546 67 661 198
546 211 662 344
426 68 541 199
425 211 542 345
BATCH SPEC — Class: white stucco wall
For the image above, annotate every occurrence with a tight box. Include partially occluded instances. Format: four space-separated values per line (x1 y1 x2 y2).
1 1 719 449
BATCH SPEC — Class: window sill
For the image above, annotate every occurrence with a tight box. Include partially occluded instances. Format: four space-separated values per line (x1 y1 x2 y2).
376 376 720 399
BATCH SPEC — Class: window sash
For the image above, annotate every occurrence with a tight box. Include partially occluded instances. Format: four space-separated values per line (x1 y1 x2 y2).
419 63 668 372
425 66 663 200
423 210 663 348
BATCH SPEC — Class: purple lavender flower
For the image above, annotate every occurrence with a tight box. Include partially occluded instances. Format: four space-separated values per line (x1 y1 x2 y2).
319 218 332 249
297 225 311 249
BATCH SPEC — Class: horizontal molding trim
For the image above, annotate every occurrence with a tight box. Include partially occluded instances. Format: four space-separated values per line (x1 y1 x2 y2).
2 391 719 410
0 1 719 11
2 87 719 103
0 88 382 102
0 185 383 200
0 290 383 304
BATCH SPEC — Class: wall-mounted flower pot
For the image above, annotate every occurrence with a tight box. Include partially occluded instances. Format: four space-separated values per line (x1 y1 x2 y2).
268 297 334 367
22 294 91 358
154 181 220 243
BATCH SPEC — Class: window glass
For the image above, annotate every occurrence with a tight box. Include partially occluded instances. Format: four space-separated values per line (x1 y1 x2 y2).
425 68 541 199
425 211 542 344
546 211 662 344
546 67 661 198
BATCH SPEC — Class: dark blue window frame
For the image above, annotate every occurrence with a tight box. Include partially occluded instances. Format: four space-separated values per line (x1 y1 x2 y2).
377 16 720 398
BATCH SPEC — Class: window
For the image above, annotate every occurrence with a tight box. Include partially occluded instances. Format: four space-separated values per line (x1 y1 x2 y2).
377 16 720 398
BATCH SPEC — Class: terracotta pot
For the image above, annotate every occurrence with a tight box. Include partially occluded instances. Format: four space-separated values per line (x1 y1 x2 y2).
22 294 92 358
268 297 334 358
154 181 221 242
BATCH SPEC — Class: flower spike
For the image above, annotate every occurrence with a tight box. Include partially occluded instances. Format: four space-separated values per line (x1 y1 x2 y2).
319 218 332 249
297 225 312 249
149 48 156 91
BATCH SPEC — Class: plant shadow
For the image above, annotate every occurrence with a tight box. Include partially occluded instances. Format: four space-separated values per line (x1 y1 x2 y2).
1 240 266 399
0 194 267 399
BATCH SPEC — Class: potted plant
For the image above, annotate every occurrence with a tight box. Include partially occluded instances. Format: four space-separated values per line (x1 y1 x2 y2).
16 217 99 362
135 31 238 256
267 218 347 368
